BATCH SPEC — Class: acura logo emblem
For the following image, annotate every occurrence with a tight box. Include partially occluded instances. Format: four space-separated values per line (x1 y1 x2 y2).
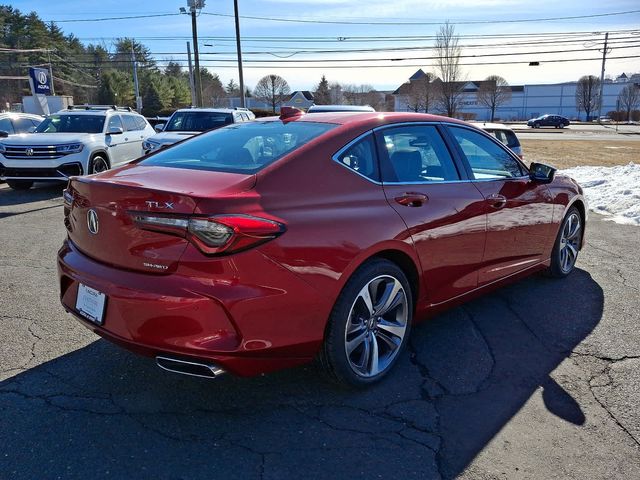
25 148 34 156
87 209 99 235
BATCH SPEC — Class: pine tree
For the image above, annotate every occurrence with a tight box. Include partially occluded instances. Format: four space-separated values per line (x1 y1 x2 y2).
314 75 331 104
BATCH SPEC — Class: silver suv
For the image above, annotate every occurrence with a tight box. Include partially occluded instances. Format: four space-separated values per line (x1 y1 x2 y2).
0 105 155 190
142 107 255 155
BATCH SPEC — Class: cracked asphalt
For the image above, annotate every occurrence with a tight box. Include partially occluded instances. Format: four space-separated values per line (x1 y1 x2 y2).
1 182 639 479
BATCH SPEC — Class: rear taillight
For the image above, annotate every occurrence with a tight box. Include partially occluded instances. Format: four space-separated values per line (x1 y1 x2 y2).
131 213 285 255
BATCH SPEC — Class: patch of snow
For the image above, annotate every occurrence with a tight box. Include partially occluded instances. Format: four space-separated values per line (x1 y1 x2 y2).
559 162 640 226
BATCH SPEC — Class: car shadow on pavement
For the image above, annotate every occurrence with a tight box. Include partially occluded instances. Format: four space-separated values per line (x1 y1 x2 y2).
0 268 603 480
0 183 64 208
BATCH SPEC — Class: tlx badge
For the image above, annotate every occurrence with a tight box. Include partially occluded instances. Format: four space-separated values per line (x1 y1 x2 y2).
145 201 174 209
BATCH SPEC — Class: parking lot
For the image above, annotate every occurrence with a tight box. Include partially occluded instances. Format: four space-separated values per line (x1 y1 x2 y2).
1 182 638 479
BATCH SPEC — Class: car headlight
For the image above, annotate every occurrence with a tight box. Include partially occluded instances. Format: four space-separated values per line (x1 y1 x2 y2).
143 140 160 152
56 143 84 154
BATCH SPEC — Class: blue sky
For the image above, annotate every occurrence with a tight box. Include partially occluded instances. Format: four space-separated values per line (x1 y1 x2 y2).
11 1 640 91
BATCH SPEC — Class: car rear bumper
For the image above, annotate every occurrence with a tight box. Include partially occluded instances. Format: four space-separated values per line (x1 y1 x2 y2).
57 239 328 376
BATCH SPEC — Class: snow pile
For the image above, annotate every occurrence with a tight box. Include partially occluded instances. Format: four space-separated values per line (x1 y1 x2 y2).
559 162 640 226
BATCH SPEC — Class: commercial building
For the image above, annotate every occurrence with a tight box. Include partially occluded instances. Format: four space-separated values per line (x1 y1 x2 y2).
393 70 640 121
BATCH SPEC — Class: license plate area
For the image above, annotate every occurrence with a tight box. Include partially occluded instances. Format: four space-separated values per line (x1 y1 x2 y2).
75 283 106 325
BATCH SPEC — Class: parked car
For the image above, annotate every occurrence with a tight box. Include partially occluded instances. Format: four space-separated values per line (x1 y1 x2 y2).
142 108 256 155
0 105 155 190
307 104 375 113
527 114 570 128
473 122 523 158
58 111 586 387
0 112 44 137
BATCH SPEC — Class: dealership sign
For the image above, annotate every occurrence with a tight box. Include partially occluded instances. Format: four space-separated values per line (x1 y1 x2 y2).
28 67 52 95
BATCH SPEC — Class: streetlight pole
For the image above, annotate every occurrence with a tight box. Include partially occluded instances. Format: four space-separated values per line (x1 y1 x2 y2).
233 0 245 108
190 5 203 107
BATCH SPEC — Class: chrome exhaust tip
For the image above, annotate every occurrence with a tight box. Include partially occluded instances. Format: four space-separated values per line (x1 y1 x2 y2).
156 356 225 379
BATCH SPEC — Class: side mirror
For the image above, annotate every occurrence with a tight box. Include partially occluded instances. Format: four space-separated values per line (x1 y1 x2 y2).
529 162 556 184
106 126 124 136
0 131 9 138
154 123 165 133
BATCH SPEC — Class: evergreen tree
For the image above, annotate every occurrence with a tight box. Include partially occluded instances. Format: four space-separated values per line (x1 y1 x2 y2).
314 75 331 104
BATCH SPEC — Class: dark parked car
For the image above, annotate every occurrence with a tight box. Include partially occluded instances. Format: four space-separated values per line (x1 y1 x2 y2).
58 111 586 387
527 114 570 128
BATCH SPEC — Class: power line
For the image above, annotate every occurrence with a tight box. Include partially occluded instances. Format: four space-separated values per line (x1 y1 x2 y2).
200 9 640 26
44 9 640 26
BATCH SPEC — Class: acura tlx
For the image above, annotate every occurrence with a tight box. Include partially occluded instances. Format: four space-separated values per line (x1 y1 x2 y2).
58 108 586 387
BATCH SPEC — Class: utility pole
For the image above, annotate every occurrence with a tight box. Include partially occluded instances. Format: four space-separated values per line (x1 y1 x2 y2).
187 41 196 107
598 32 609 121
131 44 141 112
47 50 55 95
189 2 204 107
233 0 246 108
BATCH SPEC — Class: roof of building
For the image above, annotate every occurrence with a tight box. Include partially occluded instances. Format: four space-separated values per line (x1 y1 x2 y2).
289 91 314 101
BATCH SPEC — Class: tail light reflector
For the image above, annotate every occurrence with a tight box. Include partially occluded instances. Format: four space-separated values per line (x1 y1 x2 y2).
131 213 285 255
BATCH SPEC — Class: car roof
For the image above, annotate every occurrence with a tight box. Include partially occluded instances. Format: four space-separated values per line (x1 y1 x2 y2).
173 108 241 114
307 105 375 113
260 111 470 130
0 112 43 119
471 122 514 131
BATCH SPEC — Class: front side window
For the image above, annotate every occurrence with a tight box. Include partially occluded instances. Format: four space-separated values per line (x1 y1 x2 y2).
379 125 459 183
164 111 234 132
140 121 336 174
122 115 140 131
449 126 524 180
336 134 378 181
107 115 124 132
0 118 15 135
35 114 105 134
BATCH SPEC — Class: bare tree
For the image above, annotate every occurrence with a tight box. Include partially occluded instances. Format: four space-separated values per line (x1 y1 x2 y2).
575 75 601 121
618 84 640 122
343 84 375 105
253 74 291 113
406 73 436 113
434 22 464 117
477 75 512 121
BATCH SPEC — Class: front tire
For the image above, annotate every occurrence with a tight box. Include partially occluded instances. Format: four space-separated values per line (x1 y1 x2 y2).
89 155 110 174
6 180 33 190
547 207 582 278
318 259 413 387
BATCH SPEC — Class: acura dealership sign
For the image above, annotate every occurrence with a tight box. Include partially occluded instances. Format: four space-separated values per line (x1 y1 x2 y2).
28 67 52 95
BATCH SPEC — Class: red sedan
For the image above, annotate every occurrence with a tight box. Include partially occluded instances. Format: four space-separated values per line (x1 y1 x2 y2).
58 110 586 387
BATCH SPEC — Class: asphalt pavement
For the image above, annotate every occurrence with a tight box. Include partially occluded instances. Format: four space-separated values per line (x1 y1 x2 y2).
1 183 639 479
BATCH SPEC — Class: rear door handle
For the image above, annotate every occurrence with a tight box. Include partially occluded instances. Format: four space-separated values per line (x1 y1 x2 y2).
486 193 507 209
395 192 428 207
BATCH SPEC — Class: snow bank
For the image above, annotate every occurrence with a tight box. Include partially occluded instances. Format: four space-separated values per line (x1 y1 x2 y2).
559 162 640 226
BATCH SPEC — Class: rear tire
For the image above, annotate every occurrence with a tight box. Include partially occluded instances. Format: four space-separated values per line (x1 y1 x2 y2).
318 259 413 388
6 180 33 190
546 207 582 278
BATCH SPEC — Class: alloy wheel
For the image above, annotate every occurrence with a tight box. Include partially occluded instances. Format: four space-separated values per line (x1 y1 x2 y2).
91 157 109 174
344 275 408 378
559 212 581 273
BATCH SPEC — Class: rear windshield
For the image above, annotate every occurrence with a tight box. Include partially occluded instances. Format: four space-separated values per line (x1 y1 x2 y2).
164 111 234 132
140 121 337 174
487 129 520 148
35 114 105 134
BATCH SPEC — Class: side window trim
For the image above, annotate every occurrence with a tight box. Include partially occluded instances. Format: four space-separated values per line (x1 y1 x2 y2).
331 130 381 183
441 123 530 182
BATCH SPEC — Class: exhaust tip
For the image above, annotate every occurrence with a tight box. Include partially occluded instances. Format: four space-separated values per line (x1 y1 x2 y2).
156 356 225 379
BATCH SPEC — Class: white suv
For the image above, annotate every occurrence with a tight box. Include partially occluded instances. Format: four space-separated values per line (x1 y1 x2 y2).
0 105 155 190
142 108 255 155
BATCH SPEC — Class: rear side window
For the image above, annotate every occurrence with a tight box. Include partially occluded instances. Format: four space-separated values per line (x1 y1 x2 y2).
449 126 524 180
0 118 15 134
336 135 379 181
135 116 148 130
107 115 124 132
140 121 336 174
378 125 459 183
488 129 520 149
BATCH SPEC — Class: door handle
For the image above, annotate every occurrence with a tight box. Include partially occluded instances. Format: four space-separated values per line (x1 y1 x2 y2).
395 192 428 207
486 193 507 209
